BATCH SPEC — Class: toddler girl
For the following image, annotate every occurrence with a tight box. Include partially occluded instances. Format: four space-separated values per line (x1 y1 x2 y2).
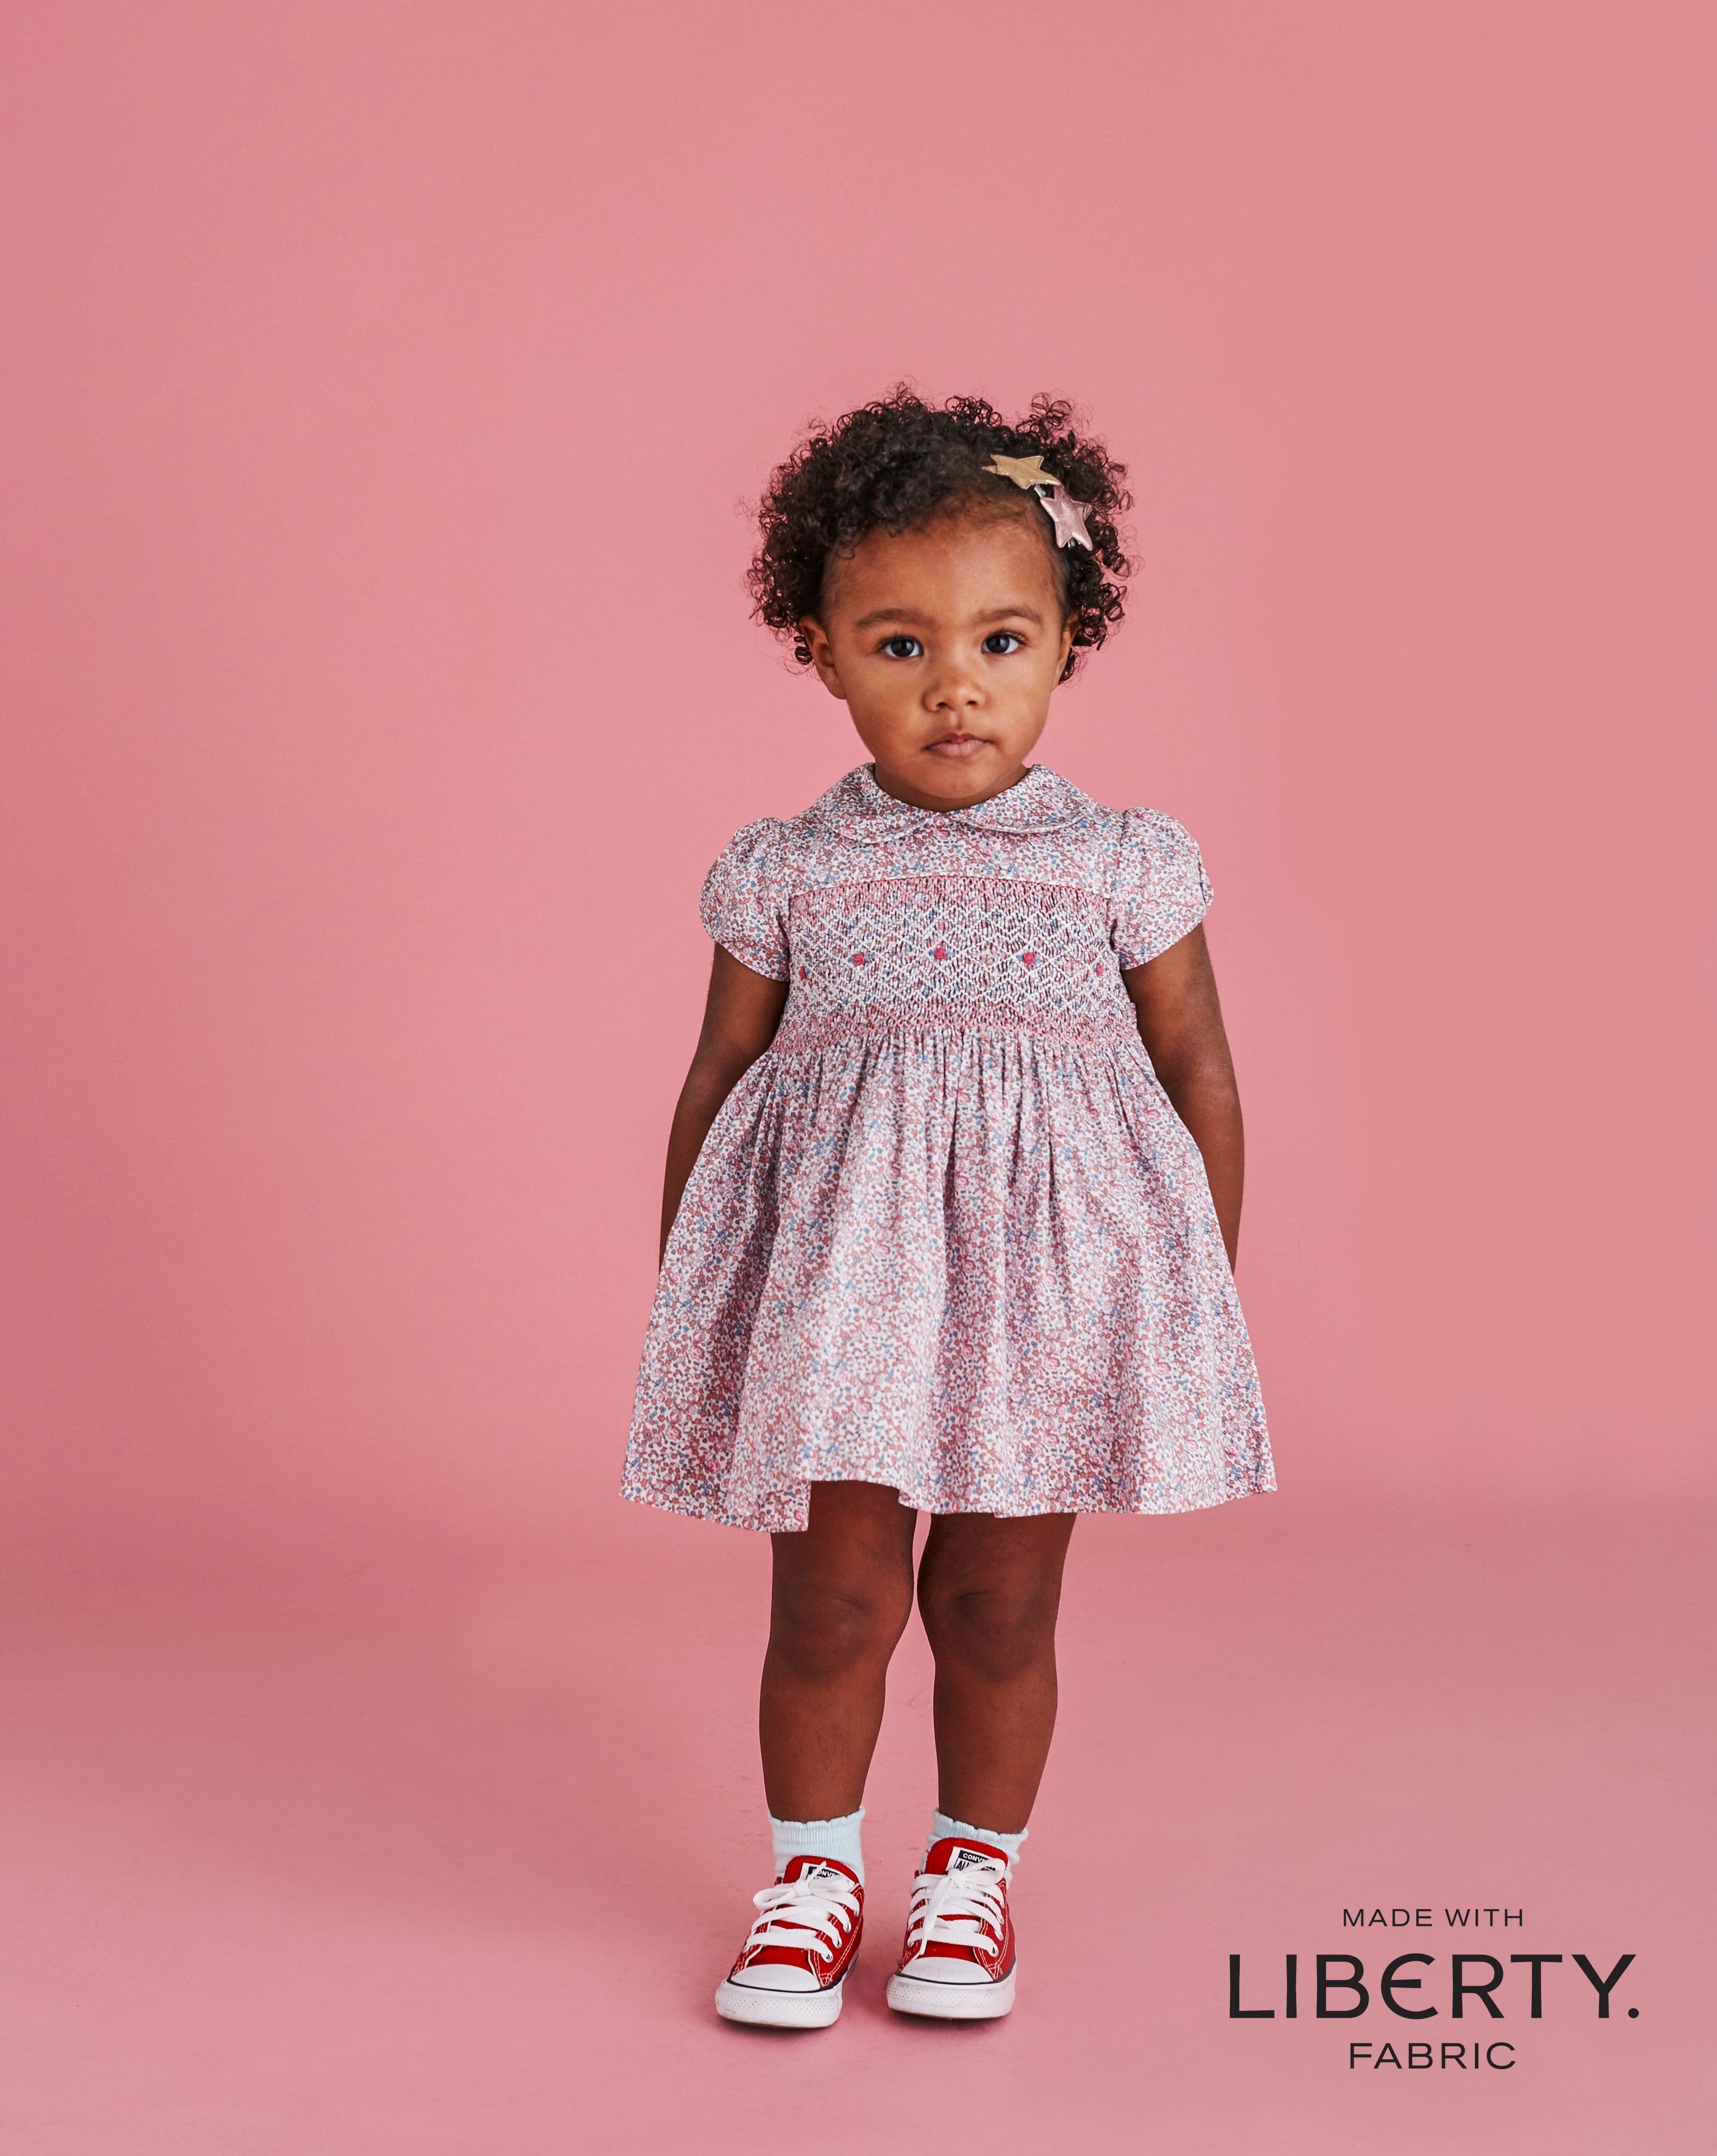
624 390 1274 2027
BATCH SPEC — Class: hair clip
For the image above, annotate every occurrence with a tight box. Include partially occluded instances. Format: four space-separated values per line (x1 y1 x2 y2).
983 454 1095 551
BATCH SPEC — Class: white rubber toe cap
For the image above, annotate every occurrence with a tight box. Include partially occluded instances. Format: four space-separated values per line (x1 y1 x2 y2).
722 1960 824 1992
716 1973 846 2028
886 1964 1016 2019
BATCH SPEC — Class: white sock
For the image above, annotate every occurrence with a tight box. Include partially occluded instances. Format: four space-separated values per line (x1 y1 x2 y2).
769 1806 865 1884
927 1809 1028 1874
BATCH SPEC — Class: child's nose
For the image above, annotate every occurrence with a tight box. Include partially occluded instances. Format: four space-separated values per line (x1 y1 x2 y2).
924 657 984 710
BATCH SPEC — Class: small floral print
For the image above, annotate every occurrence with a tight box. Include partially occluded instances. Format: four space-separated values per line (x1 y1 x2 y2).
624 764 1273 1533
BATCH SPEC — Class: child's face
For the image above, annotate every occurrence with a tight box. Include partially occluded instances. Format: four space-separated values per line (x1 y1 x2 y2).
800 509 1077 809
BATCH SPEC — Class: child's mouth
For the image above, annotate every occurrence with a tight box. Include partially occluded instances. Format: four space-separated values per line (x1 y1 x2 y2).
927 735 987 759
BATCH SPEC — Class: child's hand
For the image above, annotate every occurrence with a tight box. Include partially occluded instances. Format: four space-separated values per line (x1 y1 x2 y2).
1124 926 1244 1269
658 947 788 1263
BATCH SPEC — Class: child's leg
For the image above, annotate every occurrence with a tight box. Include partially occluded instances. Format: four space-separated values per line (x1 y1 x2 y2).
915 1511 1077 1833
760 1480 917 1821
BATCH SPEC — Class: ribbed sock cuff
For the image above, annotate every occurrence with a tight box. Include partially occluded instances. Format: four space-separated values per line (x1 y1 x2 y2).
927 1809 1028 1873
769 1805 865 1884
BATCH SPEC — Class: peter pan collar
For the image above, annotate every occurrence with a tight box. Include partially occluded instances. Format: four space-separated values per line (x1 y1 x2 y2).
821 762 1095 841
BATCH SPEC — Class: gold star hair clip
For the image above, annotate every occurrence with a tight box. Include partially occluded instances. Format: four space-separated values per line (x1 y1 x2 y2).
983 454 1096 551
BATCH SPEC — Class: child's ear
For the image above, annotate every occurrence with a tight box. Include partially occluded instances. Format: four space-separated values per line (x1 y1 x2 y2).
1056 610 1077 676
799 616 848 700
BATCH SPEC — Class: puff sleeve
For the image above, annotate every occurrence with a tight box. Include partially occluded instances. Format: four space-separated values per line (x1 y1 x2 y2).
1112 808 1213 967
699 819 790 980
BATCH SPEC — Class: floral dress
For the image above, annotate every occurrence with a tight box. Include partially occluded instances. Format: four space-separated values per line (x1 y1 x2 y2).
623 763 1274 1532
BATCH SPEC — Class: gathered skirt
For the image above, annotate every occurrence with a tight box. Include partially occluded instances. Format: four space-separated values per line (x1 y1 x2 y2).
622 1030 1274 1532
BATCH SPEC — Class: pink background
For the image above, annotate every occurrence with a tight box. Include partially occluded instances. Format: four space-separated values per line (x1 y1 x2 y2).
0 4 1710 2150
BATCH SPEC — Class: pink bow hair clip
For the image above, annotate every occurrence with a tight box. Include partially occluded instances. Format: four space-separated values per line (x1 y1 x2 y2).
983 454 1095 551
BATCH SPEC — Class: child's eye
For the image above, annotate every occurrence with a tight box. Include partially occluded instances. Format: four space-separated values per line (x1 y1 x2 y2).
982 632 1024 655
880 635 923 660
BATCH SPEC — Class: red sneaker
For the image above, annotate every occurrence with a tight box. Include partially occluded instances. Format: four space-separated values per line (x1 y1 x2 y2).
886 1837 1017 2019
715 1856 864 2028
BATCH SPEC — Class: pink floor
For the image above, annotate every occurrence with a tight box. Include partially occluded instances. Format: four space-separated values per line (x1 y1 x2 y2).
2 1496 1706 2154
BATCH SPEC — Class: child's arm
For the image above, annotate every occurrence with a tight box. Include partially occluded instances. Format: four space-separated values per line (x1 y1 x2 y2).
660 946 789 1262
1123 925 1245 1268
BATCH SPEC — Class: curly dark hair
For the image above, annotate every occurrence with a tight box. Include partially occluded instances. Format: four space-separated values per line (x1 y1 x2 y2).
747 387 1133 682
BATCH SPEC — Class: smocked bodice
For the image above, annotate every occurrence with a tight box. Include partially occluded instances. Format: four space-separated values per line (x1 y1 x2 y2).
700 763 1213 1056
769 875 1141 1052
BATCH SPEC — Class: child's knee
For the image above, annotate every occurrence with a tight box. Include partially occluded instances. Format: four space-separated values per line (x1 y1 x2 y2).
920 1581 1057 1681
769 1574 912 1678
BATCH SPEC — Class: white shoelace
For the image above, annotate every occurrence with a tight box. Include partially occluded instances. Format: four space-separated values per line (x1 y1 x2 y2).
741 1874 862 1966
901 1861 1008 1959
